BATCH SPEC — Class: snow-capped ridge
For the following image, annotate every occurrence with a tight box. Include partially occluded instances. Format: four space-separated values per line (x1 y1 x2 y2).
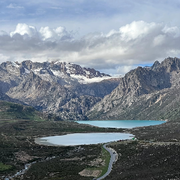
1 60 113 85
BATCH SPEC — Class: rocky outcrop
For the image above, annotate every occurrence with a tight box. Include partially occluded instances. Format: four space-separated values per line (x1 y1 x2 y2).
88 57 180 120
71 78 120 98
57 96 101 120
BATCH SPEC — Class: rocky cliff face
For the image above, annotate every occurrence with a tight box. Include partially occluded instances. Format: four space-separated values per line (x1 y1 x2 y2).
0 60 120 120
88 57 180 120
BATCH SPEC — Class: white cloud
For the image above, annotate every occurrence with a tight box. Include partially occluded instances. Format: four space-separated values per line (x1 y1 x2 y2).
0 21 180 74
0 31 8 36
153 35 165 46
0 54 10 62
9 23 72 41
163 26 180 38
116 65 136 75
50 7 62 10
119 21 158 42
39 26 72 41
10 24 38 38
39 27 55 40
6 4 24 9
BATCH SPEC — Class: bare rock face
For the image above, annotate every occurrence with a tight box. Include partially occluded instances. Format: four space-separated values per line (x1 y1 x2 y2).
57 96 101 120
0 60 120 120
88 57 180 120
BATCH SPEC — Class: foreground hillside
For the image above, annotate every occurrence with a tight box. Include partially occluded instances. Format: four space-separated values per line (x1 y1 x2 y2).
88 57 180 120
1 102 180 179
0 101 122 180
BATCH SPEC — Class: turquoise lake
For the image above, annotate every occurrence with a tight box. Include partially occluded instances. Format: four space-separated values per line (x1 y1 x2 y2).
77 120 165 129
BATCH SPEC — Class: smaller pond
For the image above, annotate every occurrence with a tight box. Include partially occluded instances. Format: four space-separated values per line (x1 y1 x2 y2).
77 120 165 129
35 133 134 146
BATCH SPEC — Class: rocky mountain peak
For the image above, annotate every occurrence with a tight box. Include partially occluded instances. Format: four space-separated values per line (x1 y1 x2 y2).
18 60 112 84
160 57 180 72
0 60 113 86
150 57 180 73
151 60 160 70
88 57 180 120
52 61 110 79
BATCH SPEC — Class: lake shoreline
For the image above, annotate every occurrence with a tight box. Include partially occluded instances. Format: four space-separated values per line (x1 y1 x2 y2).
35 138 57 146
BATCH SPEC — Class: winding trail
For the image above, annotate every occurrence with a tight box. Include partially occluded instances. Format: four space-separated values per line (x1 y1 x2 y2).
96 143 118 180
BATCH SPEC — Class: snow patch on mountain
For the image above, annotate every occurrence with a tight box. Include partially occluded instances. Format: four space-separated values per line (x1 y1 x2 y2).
12 61 20 68
2 60 114 84
51 70 67 78
70 74 112 84
24 68 30 74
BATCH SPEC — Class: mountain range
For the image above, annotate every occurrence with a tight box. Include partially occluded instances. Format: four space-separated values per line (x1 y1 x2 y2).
1 57 180 121
0 60 120 120
88 57 180 121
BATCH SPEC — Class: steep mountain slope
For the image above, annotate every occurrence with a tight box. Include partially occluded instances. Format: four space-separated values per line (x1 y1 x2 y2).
88 57 180 120
0 60 120 120
70 78 121 98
